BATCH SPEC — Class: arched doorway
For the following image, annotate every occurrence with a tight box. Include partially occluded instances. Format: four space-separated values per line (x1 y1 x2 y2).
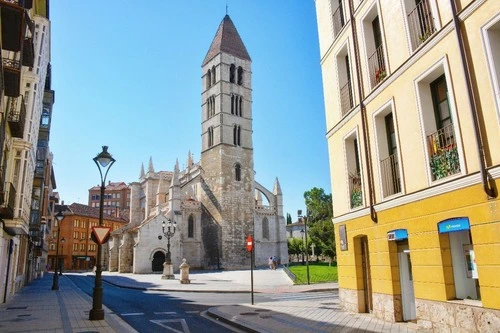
152 251 165 272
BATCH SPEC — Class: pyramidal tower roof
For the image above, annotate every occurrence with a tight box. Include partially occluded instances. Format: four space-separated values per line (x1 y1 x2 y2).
202 15 251 66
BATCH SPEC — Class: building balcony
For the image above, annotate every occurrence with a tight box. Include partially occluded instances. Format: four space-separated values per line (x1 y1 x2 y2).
0 182 17 219
407 0 435 51
340 80 353 117
0 1 24 51
22 36 34 67
349 172 363 209
3 57 21 97
368 44 386 89
6 95 26 138
380 153 401 198
427 123 460 181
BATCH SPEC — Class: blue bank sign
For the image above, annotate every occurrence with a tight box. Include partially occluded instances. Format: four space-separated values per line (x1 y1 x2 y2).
387 229 408 241
438 217 470 234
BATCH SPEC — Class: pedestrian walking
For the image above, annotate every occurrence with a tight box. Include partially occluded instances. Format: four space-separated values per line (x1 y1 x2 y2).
268 257 273 270
272 256 277 270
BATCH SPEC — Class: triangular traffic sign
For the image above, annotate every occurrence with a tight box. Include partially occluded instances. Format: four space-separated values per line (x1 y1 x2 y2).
91 226 111 245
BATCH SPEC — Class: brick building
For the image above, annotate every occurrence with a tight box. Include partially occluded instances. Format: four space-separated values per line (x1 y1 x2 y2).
88 181 130 219
47 203 127 271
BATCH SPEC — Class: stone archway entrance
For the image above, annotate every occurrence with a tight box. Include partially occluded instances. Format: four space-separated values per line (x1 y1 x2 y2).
152 251 165 272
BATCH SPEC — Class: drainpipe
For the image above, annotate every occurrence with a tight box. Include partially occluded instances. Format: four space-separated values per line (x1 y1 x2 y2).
450 0 497 198
348 0 378 222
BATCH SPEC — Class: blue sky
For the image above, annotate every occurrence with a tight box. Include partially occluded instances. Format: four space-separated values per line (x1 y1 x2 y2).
49 1 330 221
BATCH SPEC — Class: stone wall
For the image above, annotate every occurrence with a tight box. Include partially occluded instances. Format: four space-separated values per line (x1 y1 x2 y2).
416 298 500 332
372 292 402 322
108 235 119 272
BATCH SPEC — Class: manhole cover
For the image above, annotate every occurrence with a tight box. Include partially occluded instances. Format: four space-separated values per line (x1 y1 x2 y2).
240 312 259 316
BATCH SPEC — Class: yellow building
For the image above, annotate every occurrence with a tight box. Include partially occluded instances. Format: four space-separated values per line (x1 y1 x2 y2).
315 0 500 331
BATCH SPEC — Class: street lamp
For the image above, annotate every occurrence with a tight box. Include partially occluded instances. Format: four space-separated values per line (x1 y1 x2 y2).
160 218 177 279
59 238 65 275
51 209 64 290
298 210 310 285
300 229 305 265
89 146 115 321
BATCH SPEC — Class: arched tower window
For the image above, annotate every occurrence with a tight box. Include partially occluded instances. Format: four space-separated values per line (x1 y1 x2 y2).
231 95 235 115
262 218 269 239
230 64 236 83
231 94 243 116
206 69 212 88
208 126 214 147
188 215 194 238
211 65 216 85
237 66 243 85
235 163 241 181
233 125 241 146
238 96 243 116
207 95 215 118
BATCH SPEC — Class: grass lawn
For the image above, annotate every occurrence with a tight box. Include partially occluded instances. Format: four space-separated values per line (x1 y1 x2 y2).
287 262 338 284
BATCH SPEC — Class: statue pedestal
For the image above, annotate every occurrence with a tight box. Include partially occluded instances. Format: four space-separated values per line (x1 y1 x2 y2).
162 262 175 279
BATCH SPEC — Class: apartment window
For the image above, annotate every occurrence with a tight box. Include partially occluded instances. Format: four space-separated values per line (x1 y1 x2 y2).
331 0 345 38
482 16 500 120
262 217 269 240
363 5 386 89
74 220 79 228
231 94 243 116
404 0 436 51
237 66 243 85
233 125 241 146
73 243 78 251
208 126 214 147
235 163 241 181
230 64 236 83
416 64 461 181
188 215 194 238
345 131 363 209
74 231 79 239
117 193 120 199
337 45 354 116
81 232 86 240
374 102 402 198
41 109 50 127
49 243 55 250
80 243 85 251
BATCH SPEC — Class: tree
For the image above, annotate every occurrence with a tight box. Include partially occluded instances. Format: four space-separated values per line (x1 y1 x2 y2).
286 213 292 225
308 220 336 264
303 187 335 264
287 238 303 262
303 187 333 223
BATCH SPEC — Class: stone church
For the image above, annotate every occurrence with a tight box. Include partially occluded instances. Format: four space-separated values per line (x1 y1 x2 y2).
108 15 289 273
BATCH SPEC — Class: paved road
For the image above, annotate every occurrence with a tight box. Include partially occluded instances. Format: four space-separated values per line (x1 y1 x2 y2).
68 274 236 332
68 274 338 332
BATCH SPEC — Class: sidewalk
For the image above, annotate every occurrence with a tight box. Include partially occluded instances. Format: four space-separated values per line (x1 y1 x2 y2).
0 269 418 332
0 273 136 333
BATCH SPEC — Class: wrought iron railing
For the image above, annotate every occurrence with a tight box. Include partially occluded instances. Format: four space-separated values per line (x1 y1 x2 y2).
407 0 435 51
349 172 363 209
7 95 26 138
2 58 21 71
332 5 345 39
340 80 353 117
368 44 386 88
0 182 17 219
380 153 401 197
427 123 460 180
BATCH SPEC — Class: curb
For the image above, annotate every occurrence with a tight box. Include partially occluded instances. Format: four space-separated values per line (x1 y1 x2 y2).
205 307 262 333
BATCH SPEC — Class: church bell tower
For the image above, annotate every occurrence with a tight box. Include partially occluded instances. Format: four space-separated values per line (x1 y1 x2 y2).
200 15 254 269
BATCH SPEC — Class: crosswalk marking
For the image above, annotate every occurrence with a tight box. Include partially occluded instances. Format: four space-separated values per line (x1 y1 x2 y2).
121 312 145 316
151 319 191 333
154 311 178 315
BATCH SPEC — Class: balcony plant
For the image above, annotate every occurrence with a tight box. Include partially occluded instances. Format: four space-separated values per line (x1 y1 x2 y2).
375 68 386 83
418 29 433 43
430 145 460 180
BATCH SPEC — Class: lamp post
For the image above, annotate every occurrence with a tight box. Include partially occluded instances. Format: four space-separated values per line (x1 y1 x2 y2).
300 229 305 265
89 146 115 321
298 210 310 285
51 210 64 290
160 218 177 279
59 237 65 275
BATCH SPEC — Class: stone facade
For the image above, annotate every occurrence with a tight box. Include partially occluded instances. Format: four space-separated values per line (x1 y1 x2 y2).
107 15 288 274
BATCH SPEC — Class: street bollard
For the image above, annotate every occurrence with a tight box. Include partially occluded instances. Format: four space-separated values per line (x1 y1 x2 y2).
179 258 190 284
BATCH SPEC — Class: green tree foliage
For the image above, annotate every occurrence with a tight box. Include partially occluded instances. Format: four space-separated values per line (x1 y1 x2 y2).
286 213 292 225
303 187 333 223
287 238 303 262
308 220 336 264
303 187 335 264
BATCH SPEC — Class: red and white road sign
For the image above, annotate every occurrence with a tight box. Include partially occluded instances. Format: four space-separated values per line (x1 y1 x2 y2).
246 235 253 252
91 226 111 245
